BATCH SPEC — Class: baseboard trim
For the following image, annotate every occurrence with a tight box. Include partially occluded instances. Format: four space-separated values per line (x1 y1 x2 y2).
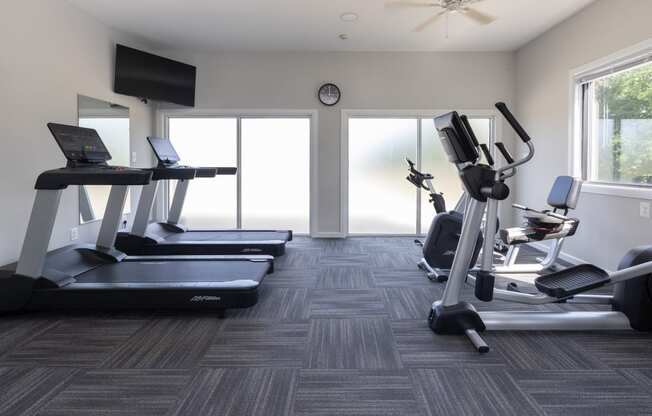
312 232 346 238
529 241 587 265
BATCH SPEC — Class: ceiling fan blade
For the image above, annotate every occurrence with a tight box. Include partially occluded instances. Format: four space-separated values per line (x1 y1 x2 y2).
413 11 446 32
385 1 440 9
460 7 496 25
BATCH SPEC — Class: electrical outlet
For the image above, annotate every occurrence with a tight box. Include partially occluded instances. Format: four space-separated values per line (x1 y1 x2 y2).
640 202 651 219
70 227 79 241
131 151 137 164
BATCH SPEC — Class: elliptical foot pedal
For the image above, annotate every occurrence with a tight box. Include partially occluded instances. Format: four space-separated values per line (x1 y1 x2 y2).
535 264 610 298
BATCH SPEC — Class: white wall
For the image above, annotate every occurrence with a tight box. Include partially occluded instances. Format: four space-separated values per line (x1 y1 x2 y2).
155 50 517 235
515 0 652 269
0 0 155 265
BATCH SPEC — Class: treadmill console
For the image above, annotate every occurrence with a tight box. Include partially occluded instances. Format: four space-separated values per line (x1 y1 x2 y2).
148 136 180 165
47 123 112 164
35 123 152 190
146 136 231 179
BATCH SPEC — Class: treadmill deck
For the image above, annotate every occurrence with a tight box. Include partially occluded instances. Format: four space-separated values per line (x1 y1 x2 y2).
74 259 268 288
164 230 290 243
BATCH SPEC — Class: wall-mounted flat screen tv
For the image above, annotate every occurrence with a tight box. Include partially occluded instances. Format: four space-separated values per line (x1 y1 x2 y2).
114 44 196 107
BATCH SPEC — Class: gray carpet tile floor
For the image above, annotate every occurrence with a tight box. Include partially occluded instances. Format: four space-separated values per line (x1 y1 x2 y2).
1 236 652 416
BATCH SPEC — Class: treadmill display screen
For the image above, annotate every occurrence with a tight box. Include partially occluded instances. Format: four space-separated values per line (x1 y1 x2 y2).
47 123 112 162
148 136 180 164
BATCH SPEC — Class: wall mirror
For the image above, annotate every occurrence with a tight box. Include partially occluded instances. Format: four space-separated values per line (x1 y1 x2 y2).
77 94 130 224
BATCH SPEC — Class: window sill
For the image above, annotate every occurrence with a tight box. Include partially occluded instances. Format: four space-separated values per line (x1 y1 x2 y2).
582 182 652 200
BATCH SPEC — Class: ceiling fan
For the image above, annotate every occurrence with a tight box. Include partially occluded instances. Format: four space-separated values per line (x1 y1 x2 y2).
385 0 496 32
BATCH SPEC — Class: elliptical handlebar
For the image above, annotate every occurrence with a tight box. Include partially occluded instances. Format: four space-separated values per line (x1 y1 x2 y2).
460 115 480 147
478 144 494 166
493 103 535 176
495 102 531 143
494 143 514 164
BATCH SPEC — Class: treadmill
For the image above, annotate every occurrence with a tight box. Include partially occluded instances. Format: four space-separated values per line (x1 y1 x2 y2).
115 136 292 257
0 123 273 314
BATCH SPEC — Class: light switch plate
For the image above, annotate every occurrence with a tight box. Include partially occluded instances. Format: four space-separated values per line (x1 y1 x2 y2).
640 202 651 219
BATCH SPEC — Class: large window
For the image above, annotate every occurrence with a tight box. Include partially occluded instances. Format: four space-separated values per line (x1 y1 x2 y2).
165 113 312 234
346 113 493 235
348 118 417 234
577 58 652 187
241 118 310 231
169 118 238 229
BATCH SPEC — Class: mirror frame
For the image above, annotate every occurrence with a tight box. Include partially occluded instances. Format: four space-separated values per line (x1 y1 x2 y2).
77 94 131 225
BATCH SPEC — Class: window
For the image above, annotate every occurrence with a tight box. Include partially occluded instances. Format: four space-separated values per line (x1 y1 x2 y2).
577 56 652 187
345 112 493 235
241 118 310 232
164 113 313 234
348 118 417 234
168 118 238 229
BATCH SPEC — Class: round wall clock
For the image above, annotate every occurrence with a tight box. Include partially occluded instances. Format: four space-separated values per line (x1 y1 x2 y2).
318 83 341 106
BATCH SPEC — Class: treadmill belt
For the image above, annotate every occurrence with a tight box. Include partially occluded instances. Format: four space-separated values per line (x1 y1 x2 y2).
76 260 268 284
164 231 290 242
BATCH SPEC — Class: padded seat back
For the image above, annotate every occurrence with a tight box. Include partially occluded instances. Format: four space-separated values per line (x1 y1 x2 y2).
547 176 582 210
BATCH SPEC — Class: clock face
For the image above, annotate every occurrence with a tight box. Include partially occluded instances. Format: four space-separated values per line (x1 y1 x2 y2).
318 83 341 106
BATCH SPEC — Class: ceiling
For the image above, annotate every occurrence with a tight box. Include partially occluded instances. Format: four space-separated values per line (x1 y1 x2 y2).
67 0 595 52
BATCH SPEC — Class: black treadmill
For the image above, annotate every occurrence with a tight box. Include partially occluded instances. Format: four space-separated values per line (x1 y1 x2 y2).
115 136 292 257
0 123 272 314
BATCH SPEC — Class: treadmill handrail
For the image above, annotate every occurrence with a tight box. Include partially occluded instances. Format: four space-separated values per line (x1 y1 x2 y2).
149 166 197 181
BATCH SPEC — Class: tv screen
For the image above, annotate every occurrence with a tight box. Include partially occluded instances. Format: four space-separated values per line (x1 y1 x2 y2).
114 44 196 107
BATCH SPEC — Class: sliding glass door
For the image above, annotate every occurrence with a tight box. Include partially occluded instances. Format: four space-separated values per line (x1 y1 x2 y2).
347 114 493 235
166 114 312 233
348 118 417 234
168 117 238 229
241 118 310 232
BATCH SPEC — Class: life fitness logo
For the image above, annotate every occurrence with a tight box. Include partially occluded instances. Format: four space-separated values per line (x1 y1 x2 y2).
243 248 263 253
190 296 222 302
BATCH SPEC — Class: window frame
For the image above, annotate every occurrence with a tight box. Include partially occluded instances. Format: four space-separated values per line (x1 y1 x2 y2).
156 108 318 236
340 109 498 236
569 38 652 200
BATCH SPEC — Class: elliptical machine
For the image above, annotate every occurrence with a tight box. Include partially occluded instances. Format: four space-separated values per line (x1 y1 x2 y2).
405 124 488 282
428 102 652 353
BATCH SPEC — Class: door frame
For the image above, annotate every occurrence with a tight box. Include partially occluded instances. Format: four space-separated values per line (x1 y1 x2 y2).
156 108 319 236
340 109 498 236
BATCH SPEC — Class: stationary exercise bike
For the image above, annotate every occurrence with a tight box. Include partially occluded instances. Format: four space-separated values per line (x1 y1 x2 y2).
428 102 652 353
406 157 481 282
406 157 483 282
